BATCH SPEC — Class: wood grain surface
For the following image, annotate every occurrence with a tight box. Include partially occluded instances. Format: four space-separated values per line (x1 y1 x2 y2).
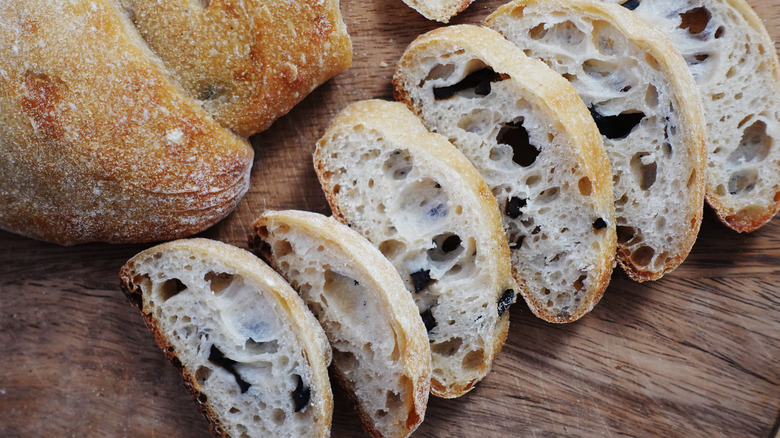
2 0 780 437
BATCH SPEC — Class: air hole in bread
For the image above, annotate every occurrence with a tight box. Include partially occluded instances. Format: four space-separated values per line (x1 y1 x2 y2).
271 408 286 425
425 63 455 82
378 239 405 260
578 177 592 196
198 84 224 100
431 337 463 357
679 7 711 37
497 119 539 167
458 108 497 136
292 375 311 412
589 106 645 140
728 121 771 165
433 66 501 100
385 390 404 413
421 309 436 332
631 245 655 267
383 149 414 180
461 348 485 370
728 168 758 195
542 20 585 46
726 66 736 79
583 59 618 79
204 271 235 294
505 196 527 219
208 345 251 394
428 233 463 262
244 338 279 355
333 349 358 373
195 366 212 384
159 278 186 302
538 186 560 203
630 152 657 190
687 170 697 189
616 225 637 244
526 174 541 187
573 275 587 291
645 85 659 108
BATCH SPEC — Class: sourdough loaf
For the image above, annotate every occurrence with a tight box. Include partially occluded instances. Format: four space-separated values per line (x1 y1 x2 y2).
602 0 780 232
120 238 333 438
251 209 430 438
314 99 518 398
118 0 352 137
0 0 254 245
393 25 617 322
485 0 708 281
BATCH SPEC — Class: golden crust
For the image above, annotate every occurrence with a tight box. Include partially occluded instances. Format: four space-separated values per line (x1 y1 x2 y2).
119 238 334 438
0 0 254 245
393 25 617 321
120 0 353 137
251 209 431 438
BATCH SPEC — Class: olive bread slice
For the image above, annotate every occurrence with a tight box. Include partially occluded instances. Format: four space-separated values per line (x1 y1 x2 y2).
603 0 780 232
120 238 333 438
393 25 617 322
485 0 708 281
314 99 518 398
251 209 431 438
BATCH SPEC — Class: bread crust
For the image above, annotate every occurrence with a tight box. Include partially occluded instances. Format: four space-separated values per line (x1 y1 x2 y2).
251 209 431 438
120 238 333 438
0 0 254 245
119 0 353 137
486 0 708 281
400 0 474 23
314 100 517 397
393 25 618 321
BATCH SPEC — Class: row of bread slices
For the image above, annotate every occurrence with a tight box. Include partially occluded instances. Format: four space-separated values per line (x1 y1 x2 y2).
118 0 780 436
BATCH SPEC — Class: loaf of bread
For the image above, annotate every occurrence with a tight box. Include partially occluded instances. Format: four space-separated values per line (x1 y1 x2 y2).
314 99 518 398
393 25 617 322
118 0 352 137
485 0 708 281
400 0 474 23
600 0 780 232
0 0 254 245
120 238 333 438
251 209 430 438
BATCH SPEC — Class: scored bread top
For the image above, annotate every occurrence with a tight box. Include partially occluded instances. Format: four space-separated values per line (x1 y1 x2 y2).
314 99 518 398
393 24 617 322
118 0 352 137
601 0 780 232
0 0 253 245
486 0 708 281
251 209 431 438
119 238 333 438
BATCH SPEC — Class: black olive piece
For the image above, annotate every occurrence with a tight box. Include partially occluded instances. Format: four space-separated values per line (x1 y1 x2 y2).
497 289 515 317
433 68 499 100
428 203 447 218
208 345 251 394
505 196 527 219
589 106 645 140
497 120 539 167
620 0 640 10
410 269 433 293
593 218 607 230
292 375 311 412
420 309 437 332
509 235 525 250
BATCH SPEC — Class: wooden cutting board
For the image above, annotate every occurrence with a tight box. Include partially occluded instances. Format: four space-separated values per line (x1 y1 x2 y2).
1 0 779 436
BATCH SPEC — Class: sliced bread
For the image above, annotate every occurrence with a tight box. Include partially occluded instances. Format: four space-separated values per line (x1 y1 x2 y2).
119 238 333 438
485 0 708 281
314 99 518 398
393 25 617 322
602 0 780 232
250 209 430 438
400 0 474 23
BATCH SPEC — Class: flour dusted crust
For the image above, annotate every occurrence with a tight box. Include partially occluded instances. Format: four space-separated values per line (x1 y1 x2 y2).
251 210 430 438
601 0 780 232
485 0 708 281
0 0 253 245
314 100 517 398
401 0 474 23
119 0 353 137
393 25 617 322
120 238 333 438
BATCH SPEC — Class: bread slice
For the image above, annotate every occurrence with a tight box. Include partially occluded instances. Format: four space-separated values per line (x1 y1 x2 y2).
0 0 253 245
250 209 430 438
314 99 518 398
118 0 352 137
119 238 333 438
485 0 708 281
393 25 617 322
600 0 780 232
400 0 474 23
